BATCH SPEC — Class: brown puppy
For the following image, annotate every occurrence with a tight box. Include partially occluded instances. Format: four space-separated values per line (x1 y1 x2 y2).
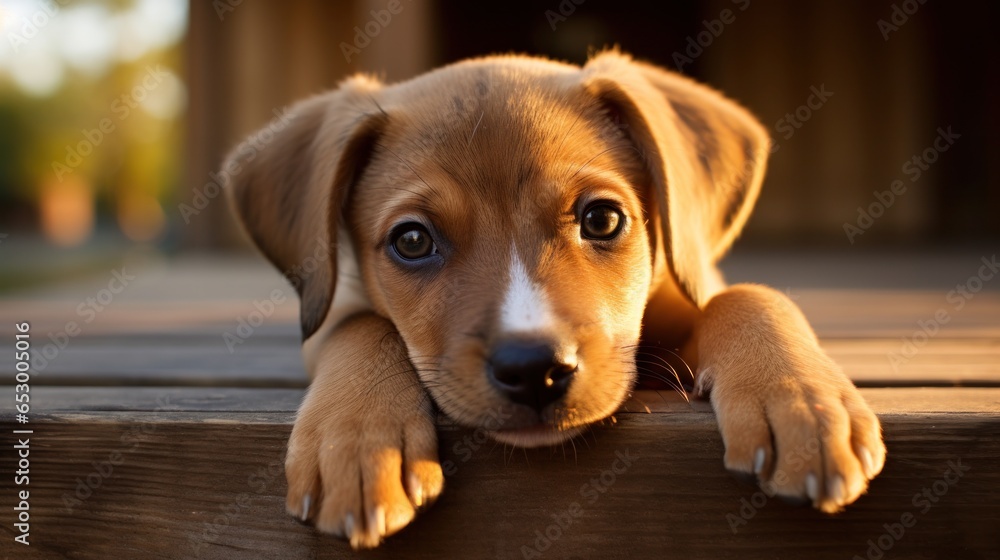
225 51 885 549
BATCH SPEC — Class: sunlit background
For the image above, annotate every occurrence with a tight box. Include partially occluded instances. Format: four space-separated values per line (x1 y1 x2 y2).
0 0 184 288
0 0 996 292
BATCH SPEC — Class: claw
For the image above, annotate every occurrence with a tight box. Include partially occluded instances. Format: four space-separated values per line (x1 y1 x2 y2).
409 472 424 507
859 447 875 478
371 506 387 538
301 495 311 522
805 473 819 501
827 475 845 505
344 513 355 539
753 447 766 475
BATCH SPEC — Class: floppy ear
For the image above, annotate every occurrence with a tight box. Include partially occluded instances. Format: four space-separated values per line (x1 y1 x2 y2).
224 76 385 339
582 51 770 308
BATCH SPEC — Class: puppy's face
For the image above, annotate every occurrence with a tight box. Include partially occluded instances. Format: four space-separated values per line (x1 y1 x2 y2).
229 54 770 450
348 69 653 445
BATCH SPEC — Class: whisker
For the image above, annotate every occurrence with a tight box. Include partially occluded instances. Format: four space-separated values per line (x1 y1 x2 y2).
553 110 586 156
568 145 639 181
467 111 485 146
634 354 691 403
377 143 435 194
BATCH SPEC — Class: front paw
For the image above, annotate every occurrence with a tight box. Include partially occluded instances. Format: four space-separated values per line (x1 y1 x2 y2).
702 356 886 513
284 380 444 549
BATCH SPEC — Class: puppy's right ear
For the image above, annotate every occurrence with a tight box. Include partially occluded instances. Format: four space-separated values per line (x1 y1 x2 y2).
223 76 385 339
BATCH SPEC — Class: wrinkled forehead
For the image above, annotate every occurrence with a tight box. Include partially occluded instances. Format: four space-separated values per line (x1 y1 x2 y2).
395 78 609 177
357 75 638 227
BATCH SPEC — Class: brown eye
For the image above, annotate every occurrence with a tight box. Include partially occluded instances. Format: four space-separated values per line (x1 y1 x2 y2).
392 224 436 260
581 204 624 240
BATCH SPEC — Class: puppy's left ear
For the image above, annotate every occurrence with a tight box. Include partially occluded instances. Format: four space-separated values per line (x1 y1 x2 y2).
582 51 770 307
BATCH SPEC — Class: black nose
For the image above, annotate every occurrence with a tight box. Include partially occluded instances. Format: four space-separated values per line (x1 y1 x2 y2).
487 341 576 410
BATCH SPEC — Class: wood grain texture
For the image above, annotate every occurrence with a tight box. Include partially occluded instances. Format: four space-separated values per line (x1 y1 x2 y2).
4 289 999 339
2 387 999 415
823 338 1000 386
1 389 998 560
1 335 998 388
1 341 309 387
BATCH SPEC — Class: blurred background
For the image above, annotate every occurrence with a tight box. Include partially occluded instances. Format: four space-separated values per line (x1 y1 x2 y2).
0 0 997 292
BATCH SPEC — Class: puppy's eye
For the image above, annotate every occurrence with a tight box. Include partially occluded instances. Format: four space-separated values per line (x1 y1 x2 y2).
581 203 624 240
391 223 436 260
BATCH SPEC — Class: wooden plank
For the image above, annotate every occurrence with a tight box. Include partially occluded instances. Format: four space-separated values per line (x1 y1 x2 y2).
635 388 1000 415
0 387 306 413
720 251 1000 292
2 253 998 339
2 255 998 389
0 388 996 559
3 387 998 415
3 335 998 387
855 387 1000 414
823 338 1000 386
0 302 299 337
794 291 1000 338
0 343 308 387
5 289 999 339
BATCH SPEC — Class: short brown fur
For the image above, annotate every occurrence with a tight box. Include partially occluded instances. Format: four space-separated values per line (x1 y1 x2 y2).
225 51 885 549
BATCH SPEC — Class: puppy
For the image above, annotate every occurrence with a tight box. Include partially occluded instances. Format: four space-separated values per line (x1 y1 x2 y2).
224 51 885 548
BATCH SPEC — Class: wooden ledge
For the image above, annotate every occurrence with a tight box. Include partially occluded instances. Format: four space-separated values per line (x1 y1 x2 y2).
2 388 998 559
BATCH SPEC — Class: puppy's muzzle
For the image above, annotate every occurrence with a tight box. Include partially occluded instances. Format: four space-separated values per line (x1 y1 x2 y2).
486 339 577 411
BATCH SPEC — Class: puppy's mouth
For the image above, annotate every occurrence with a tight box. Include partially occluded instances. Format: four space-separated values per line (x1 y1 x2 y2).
424 384 596 448
488 423 584 448
413 347 636 448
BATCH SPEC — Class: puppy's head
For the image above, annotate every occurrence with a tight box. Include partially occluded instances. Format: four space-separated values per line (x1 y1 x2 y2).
226 52 768 446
